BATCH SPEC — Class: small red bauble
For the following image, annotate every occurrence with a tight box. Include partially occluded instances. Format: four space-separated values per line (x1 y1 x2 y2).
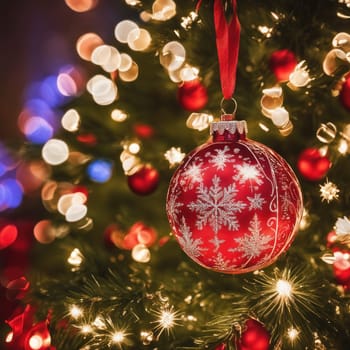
167 119 303 274
127 164 160 195
269 49 297 82
236 319 270 350
133 123 155 139
297 148 331 181
177 79 208 111
340 73 350 110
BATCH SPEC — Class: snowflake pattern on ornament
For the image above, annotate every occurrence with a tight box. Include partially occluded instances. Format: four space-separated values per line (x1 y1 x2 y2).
177 216 207 259
247 193 266 211
205 145 236 171
188 174 247 234
230 214 273 262
166 133 303 274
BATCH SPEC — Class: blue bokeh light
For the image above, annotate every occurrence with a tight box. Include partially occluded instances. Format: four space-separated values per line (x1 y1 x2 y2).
24 117 54 144
87 159 113 183
0 179 23 211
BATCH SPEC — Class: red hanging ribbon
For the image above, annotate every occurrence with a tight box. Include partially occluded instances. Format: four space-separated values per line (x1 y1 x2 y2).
213 0 241 99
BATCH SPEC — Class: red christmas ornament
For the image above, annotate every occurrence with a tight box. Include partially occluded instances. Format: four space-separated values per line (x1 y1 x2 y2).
177 79 208 111
269 49 297 82
236 319 270 350
133 124 155 139
127 164 160 195
340 73 350 110
166 119 303 274
297 147 331 181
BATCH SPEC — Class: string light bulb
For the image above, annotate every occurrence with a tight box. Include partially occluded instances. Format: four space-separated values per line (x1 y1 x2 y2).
276 279 293 299
153 306 181 336
287 327 299 343
68 248 84 267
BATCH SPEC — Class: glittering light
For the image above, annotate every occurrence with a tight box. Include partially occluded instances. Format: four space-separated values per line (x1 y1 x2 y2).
276 279 293 299
259 122 270 132
140 330 154 345
153 306 181 336
29 335 44 350
81 324 93 334
68 248 84 267
111 331 126 344
181 11 198 29
270 107 289 128
93 316 107 329
42 139 69 165
91 45 121 72
120 150 142 175
70 305 83 319
249 267 321 324
111 109 128 122
180 65 199 82
87 159 113 183
164 147 186 166
119 53 133 72
287 327 299 342
319 180 340 202
258 25 273 37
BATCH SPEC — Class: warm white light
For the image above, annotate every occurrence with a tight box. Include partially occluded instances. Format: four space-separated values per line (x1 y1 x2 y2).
299 209 311 230
276 279 292 298
271 107 289 127
5 331 13 343
93 316 107 329
316 122 337 144
58 193 86 215
338 138 348 154
259 122 270 132
128 28 152 51
65 204 88 222
81 325 93 334
119 53 133 72
320 180 340 203
76 32 104 61
29 335 43 350
42 139 69 165
114 20 139 43
160 41 186 71
186 112 213 131
111 331 125 344
289 61 312 88
164 147 186 166
180 65 199 82
152 0 176 21
119 62 139 82
181 11 198 29
70 305 83 319
61 109 80 132
68 248 84 267
128 142 141 154
287 327 299 341
258 25 273 37
132 243 151 263
111 109 128 122
91 45 121 72
87 75 118 105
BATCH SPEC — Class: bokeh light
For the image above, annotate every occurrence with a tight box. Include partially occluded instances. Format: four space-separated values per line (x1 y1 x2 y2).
87 159 113 183
76 32 104 61
23 117 54 144
64 0 99 13
42 139 69 166
0 179 23 211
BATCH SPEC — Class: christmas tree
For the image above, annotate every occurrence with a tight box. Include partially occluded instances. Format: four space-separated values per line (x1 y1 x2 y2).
2 0 350 349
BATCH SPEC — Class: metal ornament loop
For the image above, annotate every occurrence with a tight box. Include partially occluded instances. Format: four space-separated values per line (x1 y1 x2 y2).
220 97 237 118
